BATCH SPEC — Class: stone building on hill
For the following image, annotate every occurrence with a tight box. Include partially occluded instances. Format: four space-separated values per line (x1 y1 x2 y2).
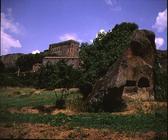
43 40 80 68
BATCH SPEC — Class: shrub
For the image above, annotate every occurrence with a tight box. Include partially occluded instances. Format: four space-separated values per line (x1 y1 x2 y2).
79 82 93 99
66 92 87 112
38 61 81 89
155 71 167 101
54 91 68 109
155 57 167 101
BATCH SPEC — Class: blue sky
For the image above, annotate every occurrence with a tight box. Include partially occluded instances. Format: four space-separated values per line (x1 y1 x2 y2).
1 0 167 55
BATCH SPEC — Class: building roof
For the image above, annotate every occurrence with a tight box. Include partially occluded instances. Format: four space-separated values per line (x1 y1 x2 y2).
49 40 80 49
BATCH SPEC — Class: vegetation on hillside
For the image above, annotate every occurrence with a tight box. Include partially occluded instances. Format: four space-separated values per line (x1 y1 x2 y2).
154 57 167 101
79 22 138 84
0 22 167 101
38 61 81 89
16 53 45 72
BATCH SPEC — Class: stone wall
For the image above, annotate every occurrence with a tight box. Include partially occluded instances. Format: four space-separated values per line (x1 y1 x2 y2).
43 40 80 68
49 40 79 57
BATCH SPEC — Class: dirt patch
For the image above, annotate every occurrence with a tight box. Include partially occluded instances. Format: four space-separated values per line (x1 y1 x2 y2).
116 92 168 115
113 99 167 115
0 123 166 139
7 99 167 116
8 107 39 114
7 105 76 115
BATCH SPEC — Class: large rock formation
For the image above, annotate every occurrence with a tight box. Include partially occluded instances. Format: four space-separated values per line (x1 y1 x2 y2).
87 29 156 112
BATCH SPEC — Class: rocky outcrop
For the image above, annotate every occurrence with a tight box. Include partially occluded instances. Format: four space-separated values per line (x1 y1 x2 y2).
87 29 156 112
0 53 23 68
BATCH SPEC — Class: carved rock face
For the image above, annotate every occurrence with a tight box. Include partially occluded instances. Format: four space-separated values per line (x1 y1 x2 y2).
87 29 156 112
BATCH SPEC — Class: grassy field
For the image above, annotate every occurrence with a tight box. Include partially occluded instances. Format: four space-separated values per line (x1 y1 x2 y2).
0 87 167 139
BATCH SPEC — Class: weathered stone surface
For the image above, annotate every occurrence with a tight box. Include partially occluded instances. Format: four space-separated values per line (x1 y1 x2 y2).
0 53 23 68
43 40 80 68
87 29 156 112
49 40 79 57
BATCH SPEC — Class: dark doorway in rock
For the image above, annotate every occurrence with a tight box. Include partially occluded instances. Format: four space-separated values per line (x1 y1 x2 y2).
125 80 136 86
130 41 145 57
103 86 126 112
138 77 150 87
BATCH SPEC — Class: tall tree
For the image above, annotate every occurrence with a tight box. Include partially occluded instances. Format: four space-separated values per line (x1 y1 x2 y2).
79 22 138 84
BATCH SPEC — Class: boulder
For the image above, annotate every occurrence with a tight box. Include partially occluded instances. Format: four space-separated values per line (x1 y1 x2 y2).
87 29 156 112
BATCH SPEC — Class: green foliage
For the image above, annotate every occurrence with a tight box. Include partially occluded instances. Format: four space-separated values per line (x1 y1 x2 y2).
0 73 20 87
0 87 167 134
54 92 68 109
38 61 81 89
0 89 56 109
0 72 39 87
66 92 86 112
155 58 167 101
0 110 167 132
0 59 5 72
1 22 138 90
79 22 138 84
0 60 81 89
79 82 92 99
16 53 44 71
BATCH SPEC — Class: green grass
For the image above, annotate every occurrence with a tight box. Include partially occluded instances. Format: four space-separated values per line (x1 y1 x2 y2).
0 87 167 133
0 87 81 110
0 110 167 132
0 91 55 110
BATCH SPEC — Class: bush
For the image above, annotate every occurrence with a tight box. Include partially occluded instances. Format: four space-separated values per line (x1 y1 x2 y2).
54 91 68 109
66 92 87 112
38 61 81 89
155 71 167 101
16 53 44 72
0 73 21 87
154 57 167 101
79 82 93 99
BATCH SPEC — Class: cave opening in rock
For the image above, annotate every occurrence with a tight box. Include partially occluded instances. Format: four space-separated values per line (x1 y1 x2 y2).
125 80 136 86
130 41 146 57
102 86 125 112
138 77 150 87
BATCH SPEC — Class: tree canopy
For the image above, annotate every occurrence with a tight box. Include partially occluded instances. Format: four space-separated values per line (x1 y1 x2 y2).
79 22 138 84
38 61 81 89
16 53 44 71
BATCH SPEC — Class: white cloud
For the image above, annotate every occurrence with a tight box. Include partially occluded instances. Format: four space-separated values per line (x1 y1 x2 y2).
155 37 164 49
104 0 121 11
99 29 106 34
32 50 40 54
1 30 22 54
96 29 107 38
1 12 19 34
59 33 82 42
90 39 93 43
152 9 167 32
1 9 22 55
